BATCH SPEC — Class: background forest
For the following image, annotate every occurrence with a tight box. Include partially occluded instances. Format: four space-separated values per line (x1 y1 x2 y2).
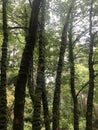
0 0 98 130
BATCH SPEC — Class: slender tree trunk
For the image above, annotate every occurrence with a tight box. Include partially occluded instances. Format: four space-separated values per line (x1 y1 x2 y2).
86 0 94 130
24 7 35 104
0 0 8 130
42 88 50 130
52 1 75 130
28 57 35 104
32 1 50 130
41 1 50 130
13 0 43 130
68 20 79 130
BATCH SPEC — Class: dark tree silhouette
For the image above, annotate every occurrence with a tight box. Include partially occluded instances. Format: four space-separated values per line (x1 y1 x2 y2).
0 0 8 129
86 0 95 130
13 0 43 130
32 1 50 130
68 15 79 130
52 1 75 130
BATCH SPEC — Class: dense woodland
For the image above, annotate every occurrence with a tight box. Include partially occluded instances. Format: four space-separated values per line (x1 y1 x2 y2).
0 0 98 130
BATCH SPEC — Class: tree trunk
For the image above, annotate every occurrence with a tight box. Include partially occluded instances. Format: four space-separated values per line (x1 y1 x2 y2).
42 88 50 130
13 0 43 130
41 1 50 130
32 1 50 130
52 1 75 130
86 0 94 130
28 57 35 104
24 7 35 105
0 0 8 130
68 19 79 130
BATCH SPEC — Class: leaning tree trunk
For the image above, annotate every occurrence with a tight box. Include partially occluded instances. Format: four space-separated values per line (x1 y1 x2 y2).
86 0 94 130
13 0 43 130
68 19 79 130
32 1 50 130
0 0 8 130
23 7 35 104
41 1 50 130
52 1 75 130
24 7 35 104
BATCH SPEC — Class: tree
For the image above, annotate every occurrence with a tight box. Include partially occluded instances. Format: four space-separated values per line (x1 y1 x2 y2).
52 1 75 130
0 0 8 129
86 0 95 129
32 0 50 130
68 14 79 130
13 0 43 130
40 1 50 130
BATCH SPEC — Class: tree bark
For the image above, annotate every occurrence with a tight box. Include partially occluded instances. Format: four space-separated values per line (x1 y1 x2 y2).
32 1 50 130
41 1 50 130
28 57 35 104
52 1 75 130
13 0 43 130
24 6 35 105
86 0 94 130
0 0 8 130
68 18 79 130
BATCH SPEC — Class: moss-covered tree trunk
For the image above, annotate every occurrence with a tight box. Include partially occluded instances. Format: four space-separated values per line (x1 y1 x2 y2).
42 88 50 130
13 0 43 130
86 0 94 130
32 1 50 130
68 19 79 130
0 0 8 130
28 57 35 104
52 1 75 130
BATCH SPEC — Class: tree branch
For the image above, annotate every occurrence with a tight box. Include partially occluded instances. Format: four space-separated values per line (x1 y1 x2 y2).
28 0 32 7
73 29 88 45
8 26 28 30
76 73 98 97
